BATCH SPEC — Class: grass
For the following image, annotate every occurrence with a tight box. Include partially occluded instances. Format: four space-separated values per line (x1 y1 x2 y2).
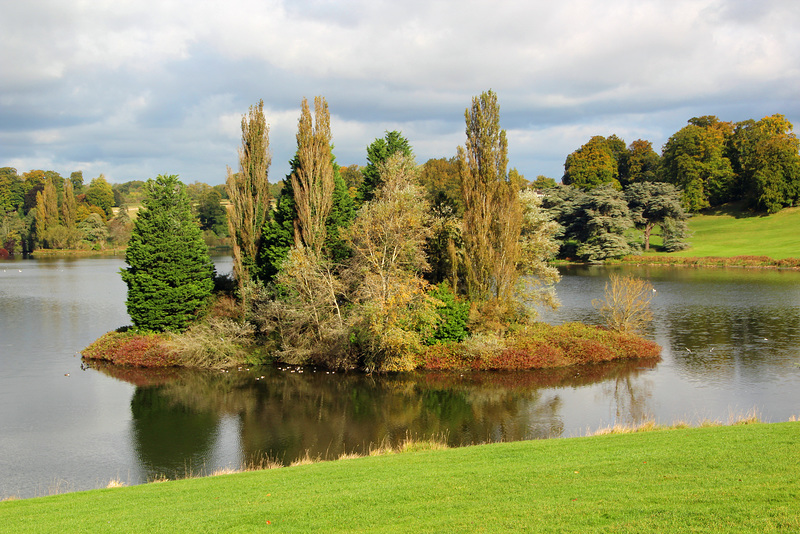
2 421 798 532
649 204 800 260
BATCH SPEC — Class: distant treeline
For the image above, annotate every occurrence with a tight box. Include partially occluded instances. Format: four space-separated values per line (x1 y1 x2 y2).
0 169 229 255
561 114 800 214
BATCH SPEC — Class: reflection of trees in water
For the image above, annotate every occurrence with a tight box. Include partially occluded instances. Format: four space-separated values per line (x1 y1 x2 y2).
601 373 654 427
661 306 800 382
93 358 658 475
130 387 219 480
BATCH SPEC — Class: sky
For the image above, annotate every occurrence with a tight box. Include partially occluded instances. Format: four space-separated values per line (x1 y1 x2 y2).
1 0 799 186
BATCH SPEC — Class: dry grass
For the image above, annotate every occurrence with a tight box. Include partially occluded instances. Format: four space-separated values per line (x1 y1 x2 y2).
589 410 762 436
106 478 126 489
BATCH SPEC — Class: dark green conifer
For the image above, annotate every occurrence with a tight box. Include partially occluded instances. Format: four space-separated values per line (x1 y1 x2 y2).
121 174 214 332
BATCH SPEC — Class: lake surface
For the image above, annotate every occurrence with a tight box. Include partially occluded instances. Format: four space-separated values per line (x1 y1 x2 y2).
1 257 798 499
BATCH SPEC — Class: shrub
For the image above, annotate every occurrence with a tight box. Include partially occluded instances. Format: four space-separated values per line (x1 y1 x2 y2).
165 317 257 369
82 331 177 367
592 273 654 334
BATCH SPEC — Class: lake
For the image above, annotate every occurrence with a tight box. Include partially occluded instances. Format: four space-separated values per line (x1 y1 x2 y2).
1 257 798 499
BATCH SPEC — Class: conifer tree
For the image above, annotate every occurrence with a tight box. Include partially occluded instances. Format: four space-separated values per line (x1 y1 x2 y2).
121 174 214 332
358 131 413 204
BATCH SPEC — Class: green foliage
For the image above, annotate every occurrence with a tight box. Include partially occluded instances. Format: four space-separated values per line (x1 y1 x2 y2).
661 117 735 211
358 130 413 204
196 187 228 235
85 174 115 217
426 283 470 344
546 184 634 261
729 114 800 213
562 135 621 191
625 181 688 251
121 174 214 333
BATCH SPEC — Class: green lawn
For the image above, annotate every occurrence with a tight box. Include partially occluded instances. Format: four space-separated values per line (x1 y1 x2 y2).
653 205 800 259
3 422 798 533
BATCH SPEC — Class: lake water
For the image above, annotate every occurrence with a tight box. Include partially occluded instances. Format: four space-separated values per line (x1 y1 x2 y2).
1 258 798 499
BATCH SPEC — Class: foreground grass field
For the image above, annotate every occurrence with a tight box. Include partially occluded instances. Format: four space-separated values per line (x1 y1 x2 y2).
2 421 798 533
653 204 800 259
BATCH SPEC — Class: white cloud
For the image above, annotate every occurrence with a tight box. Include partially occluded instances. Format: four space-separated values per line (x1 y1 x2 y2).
1 0 799 183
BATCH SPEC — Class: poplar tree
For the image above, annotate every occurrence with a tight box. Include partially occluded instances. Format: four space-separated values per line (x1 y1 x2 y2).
34 176 59 246
291 96 335 255
457 90 522 303
226 99 271 292
61 180 77 228
121 174 214 332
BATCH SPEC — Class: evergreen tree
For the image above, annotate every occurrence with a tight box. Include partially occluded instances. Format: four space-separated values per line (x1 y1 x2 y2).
358 131 413 204
625 182 688 251
121 174 214 332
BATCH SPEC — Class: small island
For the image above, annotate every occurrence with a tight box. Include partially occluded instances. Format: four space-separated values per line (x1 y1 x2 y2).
82 92 661 373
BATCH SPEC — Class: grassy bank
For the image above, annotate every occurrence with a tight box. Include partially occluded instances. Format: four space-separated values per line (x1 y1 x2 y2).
2 421 797 532
638 204 800 262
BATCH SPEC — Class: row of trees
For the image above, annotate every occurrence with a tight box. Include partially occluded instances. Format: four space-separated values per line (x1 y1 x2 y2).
0 167 229 256
562 114 800 214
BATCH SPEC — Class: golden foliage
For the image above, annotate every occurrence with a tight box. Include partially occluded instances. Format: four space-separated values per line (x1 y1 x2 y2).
592 274 655 334
226 99 271 290
291 96 335 254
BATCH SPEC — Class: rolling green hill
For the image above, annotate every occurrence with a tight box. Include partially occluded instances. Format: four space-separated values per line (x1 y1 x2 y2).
652 204 800 260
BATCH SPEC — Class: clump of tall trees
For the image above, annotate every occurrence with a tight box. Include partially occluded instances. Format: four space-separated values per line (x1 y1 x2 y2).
217 91 563 372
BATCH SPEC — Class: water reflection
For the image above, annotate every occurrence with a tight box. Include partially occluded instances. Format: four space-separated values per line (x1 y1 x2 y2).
92 359 658 479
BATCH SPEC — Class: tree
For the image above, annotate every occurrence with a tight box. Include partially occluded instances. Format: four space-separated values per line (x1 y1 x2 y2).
458 90 522 303
121 174 214 332
291 96 335 255
562 136 621 191
346 153 437 371
34 176 59 247
593 274 654 334
576 185 633 262
661 117 735 211
69 171 84 194
620 139 660 185
729 114 800 213
419 157 462 213
196 188 227 235
226 99 272 292
545 184 634 262
61 180 77 229
358 131 413 204
85 174 115 217
625 182 688 251
518 189 561 309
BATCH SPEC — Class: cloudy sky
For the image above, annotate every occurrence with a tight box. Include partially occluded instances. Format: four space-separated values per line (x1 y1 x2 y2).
1 0 798 186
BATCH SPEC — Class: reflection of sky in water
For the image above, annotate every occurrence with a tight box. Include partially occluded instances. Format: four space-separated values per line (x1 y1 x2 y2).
1 259 799 499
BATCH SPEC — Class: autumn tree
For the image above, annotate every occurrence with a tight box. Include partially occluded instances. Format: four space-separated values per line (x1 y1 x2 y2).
518 189 561 309
593 274 654 334
346 153 437 371
291 96 335 255
661 116 735 211
61 180 77 229
226 99 271 292
121 174 214 332
458 90 522 303
562 136 621 191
